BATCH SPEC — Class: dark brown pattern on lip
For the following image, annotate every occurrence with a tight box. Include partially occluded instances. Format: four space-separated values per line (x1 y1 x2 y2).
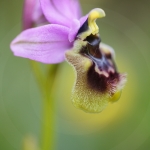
87 63 119 93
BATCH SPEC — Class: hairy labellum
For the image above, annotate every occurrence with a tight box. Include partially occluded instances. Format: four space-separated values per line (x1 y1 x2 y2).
65 34 126 113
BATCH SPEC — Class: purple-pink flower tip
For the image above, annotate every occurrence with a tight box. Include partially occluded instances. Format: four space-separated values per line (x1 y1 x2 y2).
11 0 88 63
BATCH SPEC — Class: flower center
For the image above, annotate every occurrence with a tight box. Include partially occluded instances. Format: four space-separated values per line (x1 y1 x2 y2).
80 34 116 77
76 8 116 77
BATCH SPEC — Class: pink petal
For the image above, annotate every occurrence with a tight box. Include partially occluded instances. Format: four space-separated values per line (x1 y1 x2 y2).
11 24 72 64
79 15 88 27
52 0 82 20
40 0 82 27
23 0 47 30
68 15 88 42
68 19 80 42
32 0 47 25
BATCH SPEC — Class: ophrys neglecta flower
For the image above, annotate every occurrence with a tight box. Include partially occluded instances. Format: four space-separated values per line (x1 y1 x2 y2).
10 0 127 113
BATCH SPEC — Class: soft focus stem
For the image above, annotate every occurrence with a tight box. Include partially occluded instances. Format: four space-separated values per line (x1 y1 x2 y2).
42 95 54 150
30 61 59 150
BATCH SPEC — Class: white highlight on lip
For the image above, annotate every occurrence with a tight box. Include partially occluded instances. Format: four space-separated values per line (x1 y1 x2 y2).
94 65 115 78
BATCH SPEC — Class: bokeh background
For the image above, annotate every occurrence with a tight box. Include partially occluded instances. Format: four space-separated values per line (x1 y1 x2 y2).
0 0 150 149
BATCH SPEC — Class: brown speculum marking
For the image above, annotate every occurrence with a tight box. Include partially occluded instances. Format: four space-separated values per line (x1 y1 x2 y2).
87 65 119 93
80 34 119 93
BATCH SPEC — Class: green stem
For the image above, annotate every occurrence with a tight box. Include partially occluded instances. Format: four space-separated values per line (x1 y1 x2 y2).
30 61 59 150
42 95 54 150
30 61 46 96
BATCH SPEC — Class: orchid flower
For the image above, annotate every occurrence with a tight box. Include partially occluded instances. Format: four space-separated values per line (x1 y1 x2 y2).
10 0 126 113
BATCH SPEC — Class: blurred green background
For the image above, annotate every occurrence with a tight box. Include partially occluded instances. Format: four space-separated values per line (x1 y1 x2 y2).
0 0 150 149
